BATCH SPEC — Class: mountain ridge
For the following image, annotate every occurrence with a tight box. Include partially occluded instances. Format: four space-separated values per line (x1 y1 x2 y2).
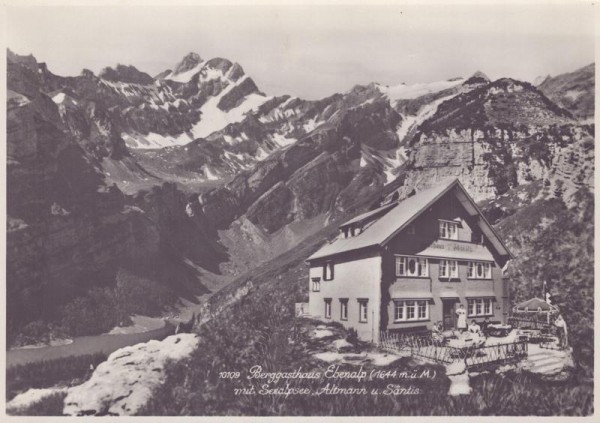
5 48 595 347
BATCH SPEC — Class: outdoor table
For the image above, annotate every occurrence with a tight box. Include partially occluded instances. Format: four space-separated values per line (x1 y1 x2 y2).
446 334 485 349
487 324 512 337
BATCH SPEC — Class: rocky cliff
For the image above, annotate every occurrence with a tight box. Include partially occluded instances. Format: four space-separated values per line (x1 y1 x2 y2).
6 53 228 343
6 48 595 343
396 78 593 202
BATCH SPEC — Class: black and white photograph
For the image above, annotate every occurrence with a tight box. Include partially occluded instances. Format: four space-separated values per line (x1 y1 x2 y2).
2 0 596 418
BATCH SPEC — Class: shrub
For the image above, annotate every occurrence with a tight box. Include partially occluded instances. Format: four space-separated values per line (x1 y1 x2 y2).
60 288 124 336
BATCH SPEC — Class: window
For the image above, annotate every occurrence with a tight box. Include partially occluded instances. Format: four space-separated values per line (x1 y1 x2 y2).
439 220 458 240
394 302 405 321
471 229 484 244
323 262 334 281
394 300 429 322
396 256 429 277
467 262 492 279
324 298 332 319
358 299 368 323
407 302 416 319
343 225 362 238
311 278 321 292
440 260 458 278
340 299 348 320
484 299 493 315
467 298 493 317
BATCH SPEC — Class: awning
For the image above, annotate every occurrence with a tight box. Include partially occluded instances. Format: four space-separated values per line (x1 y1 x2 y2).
439 290 460 298
416 240 495 262
465 288 496 299
391 290 433 300
513 297 559 313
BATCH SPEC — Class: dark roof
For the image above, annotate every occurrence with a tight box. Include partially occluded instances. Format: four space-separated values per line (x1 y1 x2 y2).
339 202 398 228
307 178 512 261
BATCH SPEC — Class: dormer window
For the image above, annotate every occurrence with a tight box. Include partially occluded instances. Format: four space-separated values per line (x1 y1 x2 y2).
342 224 363 238
323 261 334 281
439 220 458 240
471 228 484 244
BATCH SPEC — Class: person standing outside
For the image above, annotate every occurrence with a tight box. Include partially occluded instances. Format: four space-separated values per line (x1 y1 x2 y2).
554 314 568 348
456 304 467 333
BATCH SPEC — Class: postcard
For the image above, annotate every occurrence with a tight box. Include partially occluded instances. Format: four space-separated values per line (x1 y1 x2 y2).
1 0 596 419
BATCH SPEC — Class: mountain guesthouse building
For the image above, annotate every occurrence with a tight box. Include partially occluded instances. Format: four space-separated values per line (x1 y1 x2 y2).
306 179 513 343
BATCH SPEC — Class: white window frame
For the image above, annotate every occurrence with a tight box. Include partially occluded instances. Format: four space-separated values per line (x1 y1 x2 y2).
311 278 321 292
324 298 332 319
396 256 429 277
467 298 493 317
323 261 334 281
394 300 429 322
358 299 368 323
440 259 459 278
467 261 492 279
439 220 459 240
340 299 348 321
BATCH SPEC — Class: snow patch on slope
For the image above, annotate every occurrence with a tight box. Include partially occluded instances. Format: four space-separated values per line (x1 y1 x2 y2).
303 117 325 133
204 166 219 181
190 76 270 139
165 62 204 83
395 95 452 143
379 78 465 101
272 132 296 147
52 92 67 104
122 131 194 149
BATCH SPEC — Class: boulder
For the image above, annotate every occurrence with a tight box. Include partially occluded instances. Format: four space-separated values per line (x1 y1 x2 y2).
63 334 199 416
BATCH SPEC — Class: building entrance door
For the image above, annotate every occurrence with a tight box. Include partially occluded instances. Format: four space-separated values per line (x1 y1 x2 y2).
442 300 456 330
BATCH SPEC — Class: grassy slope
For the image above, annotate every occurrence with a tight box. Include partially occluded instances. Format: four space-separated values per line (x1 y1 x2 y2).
11 183 594 416
137 186 593 416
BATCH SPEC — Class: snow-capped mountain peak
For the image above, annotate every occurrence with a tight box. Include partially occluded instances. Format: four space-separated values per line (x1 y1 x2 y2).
173 52 203 74
378 77 466 102
160 52 205 83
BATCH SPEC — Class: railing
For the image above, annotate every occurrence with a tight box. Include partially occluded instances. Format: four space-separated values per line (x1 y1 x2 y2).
539 339 563 350
379 331 529 370
463 341 528 371
379 331 412 353
508 316 552 330
379 331 463 364
411 336 464 364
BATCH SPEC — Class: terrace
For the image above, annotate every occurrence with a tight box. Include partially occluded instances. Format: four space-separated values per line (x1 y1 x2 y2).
379 320 573 395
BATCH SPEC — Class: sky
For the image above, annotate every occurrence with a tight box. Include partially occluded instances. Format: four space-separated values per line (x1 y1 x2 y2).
5 2 596 100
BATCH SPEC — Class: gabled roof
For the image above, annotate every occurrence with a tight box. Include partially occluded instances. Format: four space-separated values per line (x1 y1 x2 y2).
307 178 512 261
